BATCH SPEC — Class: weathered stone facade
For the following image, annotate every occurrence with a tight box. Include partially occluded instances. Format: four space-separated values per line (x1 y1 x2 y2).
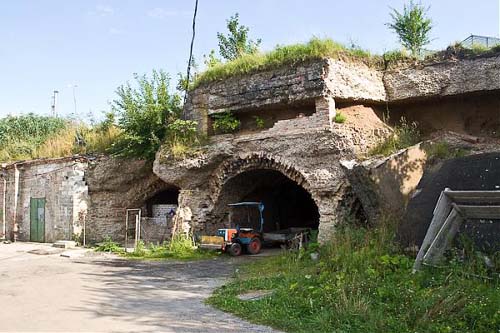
2 55 499 245
154 55 500 243
84 157 179 243
384 55 500 102
0 157 88 243
155 58 396 242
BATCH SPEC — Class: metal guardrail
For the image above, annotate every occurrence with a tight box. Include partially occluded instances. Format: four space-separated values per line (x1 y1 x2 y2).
461 35 500 49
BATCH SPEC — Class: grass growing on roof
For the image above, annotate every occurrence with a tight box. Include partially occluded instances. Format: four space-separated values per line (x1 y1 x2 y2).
192 38 381 88
208 221 500 333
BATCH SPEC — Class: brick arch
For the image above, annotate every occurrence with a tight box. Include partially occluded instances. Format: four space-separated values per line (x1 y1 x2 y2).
209 153 313 203
204 153 324 233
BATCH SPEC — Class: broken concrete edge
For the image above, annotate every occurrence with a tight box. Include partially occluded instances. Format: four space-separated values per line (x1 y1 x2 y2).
340 142 429 225
187 55 500 113
341 133 500 227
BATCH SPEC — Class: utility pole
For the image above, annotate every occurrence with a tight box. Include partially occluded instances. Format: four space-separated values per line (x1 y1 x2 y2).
71 84 78 115
51 90 59 117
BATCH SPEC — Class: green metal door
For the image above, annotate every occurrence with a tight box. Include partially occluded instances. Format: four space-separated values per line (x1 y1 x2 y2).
30 198 46 242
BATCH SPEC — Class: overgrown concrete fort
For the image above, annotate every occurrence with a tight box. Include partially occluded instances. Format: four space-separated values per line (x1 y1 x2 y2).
1 53 499 248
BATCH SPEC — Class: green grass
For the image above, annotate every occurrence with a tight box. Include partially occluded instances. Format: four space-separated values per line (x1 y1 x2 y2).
423 141 469 161
95 235 218 261
208 223 499 333
192 37 382 88
369 117 421 157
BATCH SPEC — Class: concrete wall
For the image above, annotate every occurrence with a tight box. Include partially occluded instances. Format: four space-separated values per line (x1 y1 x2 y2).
399 152 500 248
345 144 428 223
0 158 88 243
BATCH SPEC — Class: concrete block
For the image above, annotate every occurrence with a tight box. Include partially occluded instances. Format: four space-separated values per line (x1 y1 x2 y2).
53 240 77 249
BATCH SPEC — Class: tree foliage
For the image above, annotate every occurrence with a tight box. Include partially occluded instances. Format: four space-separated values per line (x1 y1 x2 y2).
217 13 261 61
387 1 432 57
111 69 182 159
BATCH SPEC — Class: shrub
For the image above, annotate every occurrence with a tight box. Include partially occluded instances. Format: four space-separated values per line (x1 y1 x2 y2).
110 70 183 160
334 112 346 124
383 49 414 68
369 117 421 156
254 116 265 129
212 111 240 134
95 236 123 253
166 119 199 145
161 119 202 160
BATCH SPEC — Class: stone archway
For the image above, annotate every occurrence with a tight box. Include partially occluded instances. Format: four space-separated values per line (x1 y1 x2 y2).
209 153 313 201
207 153 322 234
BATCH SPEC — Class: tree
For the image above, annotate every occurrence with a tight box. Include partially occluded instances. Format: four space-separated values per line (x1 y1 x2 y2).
387 1 432 57
111 70 182 159
217 13 261 61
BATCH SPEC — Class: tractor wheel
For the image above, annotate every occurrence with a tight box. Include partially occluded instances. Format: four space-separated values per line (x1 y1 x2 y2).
228 243 242 256
246 238 262 255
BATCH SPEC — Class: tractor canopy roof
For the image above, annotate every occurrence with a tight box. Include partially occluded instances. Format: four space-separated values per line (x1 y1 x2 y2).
228 202 264 212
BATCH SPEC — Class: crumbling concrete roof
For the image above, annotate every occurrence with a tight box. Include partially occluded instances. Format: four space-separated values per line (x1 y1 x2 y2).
186 55 500 117
0 155 88 170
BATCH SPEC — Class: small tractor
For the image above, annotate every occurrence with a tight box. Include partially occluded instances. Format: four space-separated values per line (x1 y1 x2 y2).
200 202 264 256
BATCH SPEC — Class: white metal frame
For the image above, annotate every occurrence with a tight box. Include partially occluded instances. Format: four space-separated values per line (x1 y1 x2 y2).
125 208 142 250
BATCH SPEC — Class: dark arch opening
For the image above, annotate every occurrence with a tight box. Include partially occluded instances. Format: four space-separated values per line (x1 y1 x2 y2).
217 169 319 232
145 187 180 217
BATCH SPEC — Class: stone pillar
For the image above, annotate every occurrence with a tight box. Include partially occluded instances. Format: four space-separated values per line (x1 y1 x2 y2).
177 188 212 235
315 96 336 131
184 92 210 136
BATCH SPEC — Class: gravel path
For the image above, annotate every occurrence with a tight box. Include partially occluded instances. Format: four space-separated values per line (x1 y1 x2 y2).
0 243 281 333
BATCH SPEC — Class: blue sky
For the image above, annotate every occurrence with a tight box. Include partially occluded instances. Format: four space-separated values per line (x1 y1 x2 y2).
1 0 499 120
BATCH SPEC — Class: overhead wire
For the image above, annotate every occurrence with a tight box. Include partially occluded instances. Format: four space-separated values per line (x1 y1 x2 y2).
183 0 199 107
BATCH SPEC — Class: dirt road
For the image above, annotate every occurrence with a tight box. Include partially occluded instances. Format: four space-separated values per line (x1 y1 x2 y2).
0 242 280 333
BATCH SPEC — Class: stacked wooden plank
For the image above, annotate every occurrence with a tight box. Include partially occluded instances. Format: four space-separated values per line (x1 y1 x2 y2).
413 189 500 272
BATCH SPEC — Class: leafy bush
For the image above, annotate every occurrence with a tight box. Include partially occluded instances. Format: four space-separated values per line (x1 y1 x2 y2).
0 114 66 146
369 117 421 156
254 116 265 129
166 119 199 145
95 236 124 253
212 111 241 134
334 112 346 124
209 221 499 333
162 119 202 160
110 70 183 160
